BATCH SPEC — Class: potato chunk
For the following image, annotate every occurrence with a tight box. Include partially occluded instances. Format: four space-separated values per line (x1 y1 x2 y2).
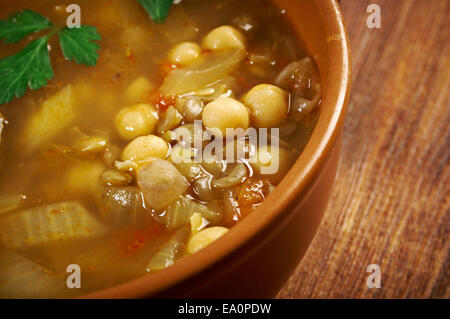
23 85 76 152
137 159 189 211
0 201 107 249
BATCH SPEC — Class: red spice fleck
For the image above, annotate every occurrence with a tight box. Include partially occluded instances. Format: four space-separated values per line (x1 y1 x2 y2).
161 62 179 74
126 49 134 61
155 92 177 111
127 239 145 253
125 229 148 254
114 223 167 256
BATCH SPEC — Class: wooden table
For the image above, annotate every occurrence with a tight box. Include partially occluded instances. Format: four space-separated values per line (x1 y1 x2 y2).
277 0 449 298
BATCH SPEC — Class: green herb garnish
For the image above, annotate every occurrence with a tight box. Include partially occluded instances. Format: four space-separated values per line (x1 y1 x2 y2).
137 0 174 24
0 37 53 104
0 10 101 105
58 26 101 66
0 10 52 44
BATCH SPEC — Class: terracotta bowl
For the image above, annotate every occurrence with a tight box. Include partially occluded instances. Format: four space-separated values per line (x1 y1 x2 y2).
84 0 351 298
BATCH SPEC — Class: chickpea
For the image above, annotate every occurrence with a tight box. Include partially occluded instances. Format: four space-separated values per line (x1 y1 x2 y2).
242 84 289 128
202 25 246 51
249 144 294 184
167 42 201 66
115 104 159 141
125 77 154 103
121 135 169 162
187 226 229 255
202 97 250 137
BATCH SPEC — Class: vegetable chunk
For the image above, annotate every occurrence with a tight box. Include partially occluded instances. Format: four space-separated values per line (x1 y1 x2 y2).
137 159 189 211
160 49 246 95
23 85 76 152
146 227 190 272
0 201 107 249
95 186 149 227
0 194 26 215
156 196 222 229
0 250 67 298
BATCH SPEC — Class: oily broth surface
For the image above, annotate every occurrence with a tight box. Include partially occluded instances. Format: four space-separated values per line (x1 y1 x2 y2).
0 0 316 296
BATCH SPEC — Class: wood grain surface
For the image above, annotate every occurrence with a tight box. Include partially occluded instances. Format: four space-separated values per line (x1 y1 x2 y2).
277 0 449 298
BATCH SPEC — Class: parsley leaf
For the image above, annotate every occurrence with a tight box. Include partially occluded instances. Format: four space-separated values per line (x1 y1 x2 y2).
137 0 174 24
0 10 52 44
0 9 102 105
0 36 53 104
58 26 101 66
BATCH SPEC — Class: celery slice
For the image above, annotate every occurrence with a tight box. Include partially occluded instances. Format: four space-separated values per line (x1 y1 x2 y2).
0 250 68 298
146 227 190 272
0 201 107 249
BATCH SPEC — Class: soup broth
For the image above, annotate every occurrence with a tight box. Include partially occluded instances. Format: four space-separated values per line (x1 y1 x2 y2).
0 0 321 297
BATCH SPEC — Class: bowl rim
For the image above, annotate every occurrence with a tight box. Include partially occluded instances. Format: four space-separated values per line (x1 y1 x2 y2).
82 0 351 299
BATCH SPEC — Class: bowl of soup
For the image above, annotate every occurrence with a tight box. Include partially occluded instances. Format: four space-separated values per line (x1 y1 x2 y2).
0 0 350 298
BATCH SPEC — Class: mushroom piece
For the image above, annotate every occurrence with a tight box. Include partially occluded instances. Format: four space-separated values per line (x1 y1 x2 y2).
275 57 322 120
136 159 189 211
